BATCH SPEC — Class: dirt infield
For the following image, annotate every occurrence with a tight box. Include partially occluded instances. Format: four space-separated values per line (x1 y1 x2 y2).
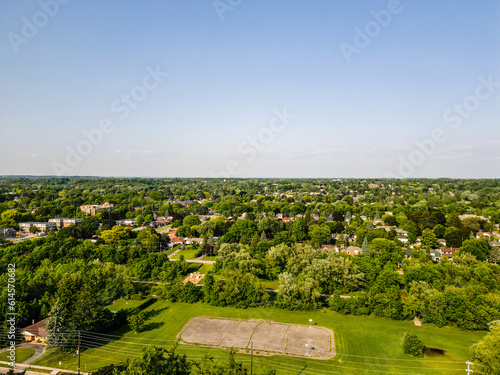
177 316 335 359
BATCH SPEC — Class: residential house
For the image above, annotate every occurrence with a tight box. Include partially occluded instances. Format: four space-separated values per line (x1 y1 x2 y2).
397 236 409 243
171 237 185 245
116 218 136 226
378 226 393 232
342 246 362 256
168 228 178 239
476 231 492 239
440 247 460 261
154 219 167 226
395 229 408 237
185 238 203 245
430 249 442 262
21 318 49 342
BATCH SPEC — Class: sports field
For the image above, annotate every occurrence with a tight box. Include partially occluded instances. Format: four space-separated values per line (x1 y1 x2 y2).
33 301 487 374
178 316 334 358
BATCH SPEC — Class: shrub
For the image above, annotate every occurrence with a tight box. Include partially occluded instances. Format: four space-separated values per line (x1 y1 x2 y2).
402 332 424 357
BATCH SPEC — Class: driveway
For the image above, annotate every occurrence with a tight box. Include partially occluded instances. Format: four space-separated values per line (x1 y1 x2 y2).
18 343 45 364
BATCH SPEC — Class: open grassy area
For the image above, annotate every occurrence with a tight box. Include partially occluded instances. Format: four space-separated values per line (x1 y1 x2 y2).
261 280 280 290
156 225 171 233
170 249 200 260
33 301 486 374
166 244 182 256
0 348 35 363
106 298 144 312
194 263 214 274
202 255 217 261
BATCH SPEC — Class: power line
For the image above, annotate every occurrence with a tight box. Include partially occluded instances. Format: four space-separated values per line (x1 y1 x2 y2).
44 328 475 374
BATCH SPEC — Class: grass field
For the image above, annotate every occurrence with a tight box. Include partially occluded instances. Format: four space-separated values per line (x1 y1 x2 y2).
195 263 214 274
166 244 182 256
202 255 217 261
0 348 35 363
170 249 200 260
261 280 280 290
33 301 486 374
107 298 144 312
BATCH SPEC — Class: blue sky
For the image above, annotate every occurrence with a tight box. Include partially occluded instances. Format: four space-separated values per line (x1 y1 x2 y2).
1 0 499 178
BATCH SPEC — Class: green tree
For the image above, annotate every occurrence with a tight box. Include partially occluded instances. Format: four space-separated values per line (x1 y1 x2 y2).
382 214 397 226
459 239 490 262
45 299 66 348
421 229 440 249
471 326 500 374
309 224 331 246
123 345 191 375
135 215 145 227
183 215 201 227
291 218 308 242
402 332 424 357
433 224 446 239
128 311 146 333
369 239 405 265
362 237 369 256
100 226 129 244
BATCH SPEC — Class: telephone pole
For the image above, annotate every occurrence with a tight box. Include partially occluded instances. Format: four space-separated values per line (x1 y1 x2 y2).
465 361 473 374
77 330 81 375
250 341 253 375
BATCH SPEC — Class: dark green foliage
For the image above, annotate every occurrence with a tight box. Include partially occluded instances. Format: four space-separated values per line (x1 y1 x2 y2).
402 331 424 357
91 364 127 375
459 239 490 261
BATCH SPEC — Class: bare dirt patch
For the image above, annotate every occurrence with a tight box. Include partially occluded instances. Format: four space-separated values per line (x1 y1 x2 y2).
177 316 335 359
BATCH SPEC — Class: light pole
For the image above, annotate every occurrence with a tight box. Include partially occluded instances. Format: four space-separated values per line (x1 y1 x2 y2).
305 343 310 357
309 318 312 327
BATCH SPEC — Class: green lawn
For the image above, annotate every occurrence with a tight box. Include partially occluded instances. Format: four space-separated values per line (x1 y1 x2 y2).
170 249 200 260
33 301 486 374
106 298 144 312
156 225 171 233
166 244 182 256
261 280 280 290
202 255 217 261
195 263 214 274
0 347 35 363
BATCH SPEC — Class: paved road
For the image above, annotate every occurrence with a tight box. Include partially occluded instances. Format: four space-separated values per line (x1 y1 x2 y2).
185 259 215 264
0 360 88 375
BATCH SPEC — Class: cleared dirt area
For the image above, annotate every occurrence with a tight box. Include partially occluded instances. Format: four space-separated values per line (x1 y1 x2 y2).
177 316 335 359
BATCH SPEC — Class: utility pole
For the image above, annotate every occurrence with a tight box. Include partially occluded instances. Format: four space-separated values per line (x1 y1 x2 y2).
466 361 473 374
250 341 253 375
77 330 81 375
